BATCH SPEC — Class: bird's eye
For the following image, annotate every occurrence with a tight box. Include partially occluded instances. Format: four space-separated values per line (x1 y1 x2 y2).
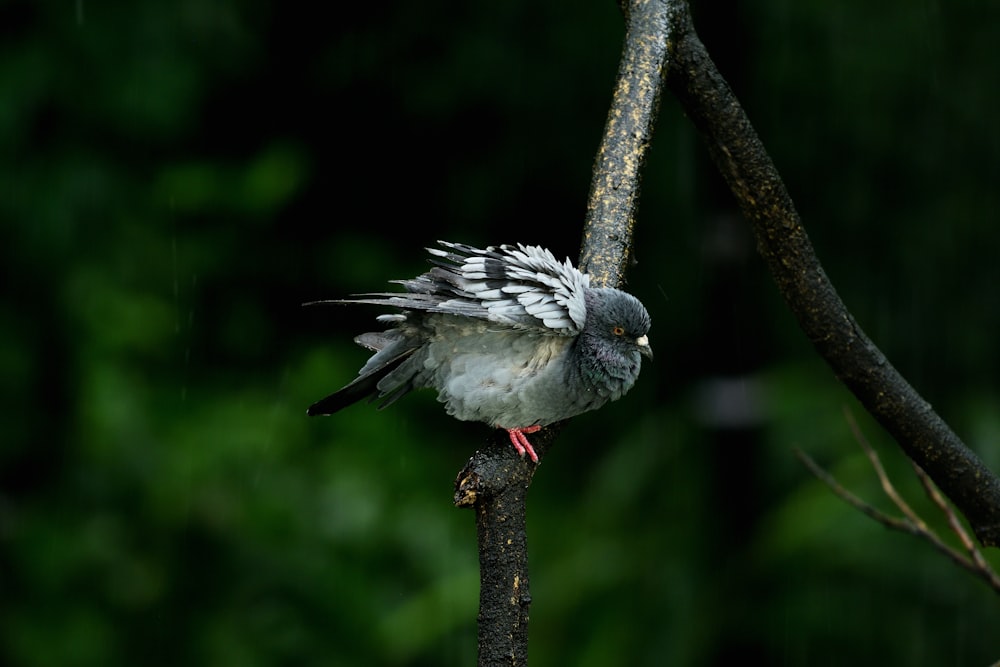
612 325 625 336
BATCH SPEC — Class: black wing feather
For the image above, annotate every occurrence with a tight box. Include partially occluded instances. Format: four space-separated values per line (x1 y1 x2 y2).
306 346 416 416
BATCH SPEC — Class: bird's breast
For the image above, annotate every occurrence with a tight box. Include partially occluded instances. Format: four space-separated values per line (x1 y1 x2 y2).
419 322 575 427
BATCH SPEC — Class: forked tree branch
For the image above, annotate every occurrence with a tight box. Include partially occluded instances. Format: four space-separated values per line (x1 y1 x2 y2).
453 2 672 664
456 1 1000 664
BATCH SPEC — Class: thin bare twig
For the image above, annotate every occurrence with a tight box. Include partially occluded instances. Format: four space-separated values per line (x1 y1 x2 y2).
843 408 926 531
795 408 1000 594
913 462 1000 591
793 448 916 536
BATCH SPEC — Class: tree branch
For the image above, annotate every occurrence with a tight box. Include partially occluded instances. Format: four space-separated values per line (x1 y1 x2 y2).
662 1 1000 546
453 1 672 664
579 0 675 285
453 427 560 667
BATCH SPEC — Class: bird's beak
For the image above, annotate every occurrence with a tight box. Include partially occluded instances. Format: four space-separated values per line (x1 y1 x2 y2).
636 335 653 360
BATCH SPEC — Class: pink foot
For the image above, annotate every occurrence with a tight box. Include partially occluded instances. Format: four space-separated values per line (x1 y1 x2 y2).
505 425 542 463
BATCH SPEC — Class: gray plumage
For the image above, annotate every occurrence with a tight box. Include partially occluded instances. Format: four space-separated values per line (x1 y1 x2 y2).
307 241 652 461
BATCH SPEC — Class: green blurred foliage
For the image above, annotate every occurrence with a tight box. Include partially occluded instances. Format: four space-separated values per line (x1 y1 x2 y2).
2 0 999 665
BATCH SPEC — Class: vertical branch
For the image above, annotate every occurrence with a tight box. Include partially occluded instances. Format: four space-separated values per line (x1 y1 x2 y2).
454 428 558 667
454 1 674 665
474 489 530 665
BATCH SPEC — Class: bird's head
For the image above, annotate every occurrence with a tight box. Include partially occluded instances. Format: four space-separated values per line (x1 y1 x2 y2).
583 287 653 362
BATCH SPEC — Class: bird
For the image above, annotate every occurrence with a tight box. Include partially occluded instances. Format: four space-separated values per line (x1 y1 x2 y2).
307 241 652 462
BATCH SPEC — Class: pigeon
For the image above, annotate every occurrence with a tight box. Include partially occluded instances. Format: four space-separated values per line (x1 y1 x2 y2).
307 241 652 462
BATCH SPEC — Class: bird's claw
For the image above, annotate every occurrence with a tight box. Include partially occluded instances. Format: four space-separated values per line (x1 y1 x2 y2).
506 426 542 463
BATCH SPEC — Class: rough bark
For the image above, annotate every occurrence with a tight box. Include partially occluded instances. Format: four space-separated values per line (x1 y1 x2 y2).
579 0 676 284
454 426 562 666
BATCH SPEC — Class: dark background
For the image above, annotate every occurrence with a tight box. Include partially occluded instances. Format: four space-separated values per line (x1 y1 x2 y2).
3 1 999 665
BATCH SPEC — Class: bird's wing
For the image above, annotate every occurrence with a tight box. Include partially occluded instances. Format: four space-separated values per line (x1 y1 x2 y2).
308 242 590 335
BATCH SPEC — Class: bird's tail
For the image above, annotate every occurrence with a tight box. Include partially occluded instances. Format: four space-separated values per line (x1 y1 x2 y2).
306 333 420 416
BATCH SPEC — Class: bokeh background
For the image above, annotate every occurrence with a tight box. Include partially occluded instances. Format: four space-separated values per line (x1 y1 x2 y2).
3 1 999 665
